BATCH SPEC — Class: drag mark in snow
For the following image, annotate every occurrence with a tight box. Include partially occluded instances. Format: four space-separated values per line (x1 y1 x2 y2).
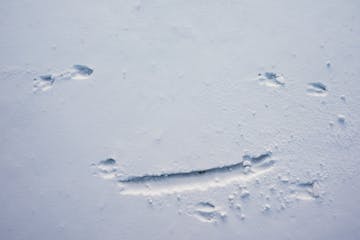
93 151 275 196
119 159 260 183
33 64 93 92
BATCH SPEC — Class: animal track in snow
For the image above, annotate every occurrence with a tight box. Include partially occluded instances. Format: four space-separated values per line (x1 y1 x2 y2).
187 202 227 223
257 72 285 87
93 152 324 223
33 64 93 92
94 158 118 179
289 181 321 200
93 151 275 196
337 114 346 124
306 82 327 96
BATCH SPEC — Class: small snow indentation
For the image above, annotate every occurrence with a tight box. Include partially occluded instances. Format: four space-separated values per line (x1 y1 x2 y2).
257 72 285 87
337 114 346 124
189 202 226 223
306 82 327 97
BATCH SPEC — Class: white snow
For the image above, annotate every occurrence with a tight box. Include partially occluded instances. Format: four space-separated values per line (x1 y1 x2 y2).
1 0 360 239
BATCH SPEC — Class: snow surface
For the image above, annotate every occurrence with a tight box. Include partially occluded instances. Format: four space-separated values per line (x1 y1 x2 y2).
1 0 360 239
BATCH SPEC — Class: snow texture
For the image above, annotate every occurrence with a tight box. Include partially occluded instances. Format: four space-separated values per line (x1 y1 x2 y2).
1 0 360 239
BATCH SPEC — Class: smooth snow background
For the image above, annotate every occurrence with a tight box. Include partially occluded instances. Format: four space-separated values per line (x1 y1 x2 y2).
1 0 360 239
